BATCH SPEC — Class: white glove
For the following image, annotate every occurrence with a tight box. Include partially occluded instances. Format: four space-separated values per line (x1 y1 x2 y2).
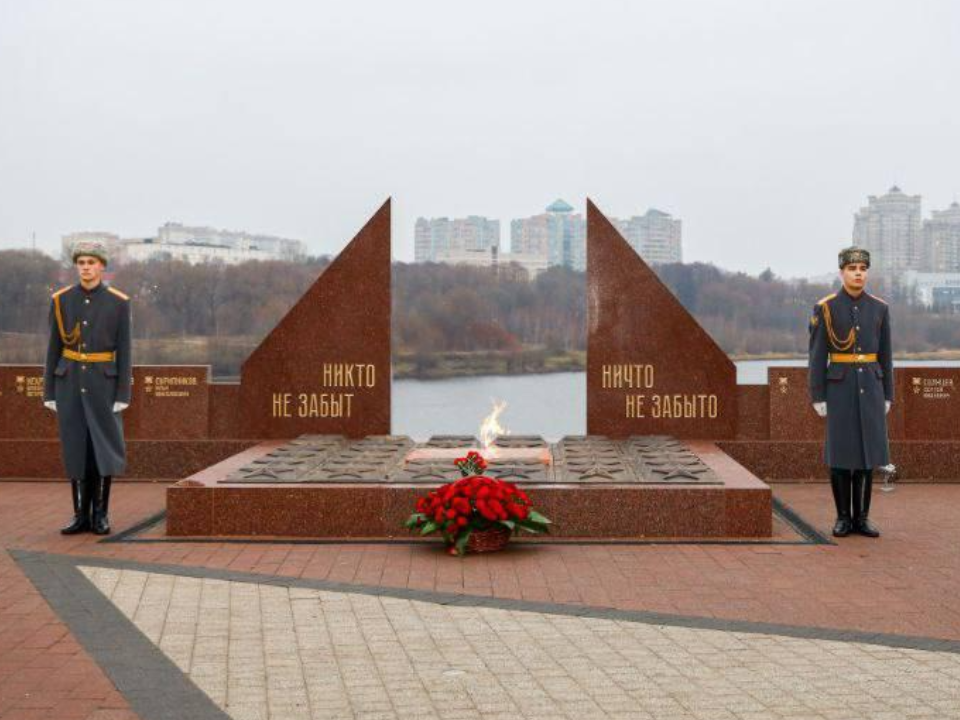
813 402 827 417
44 400 57 412
113 401 129 413
885 401 891 415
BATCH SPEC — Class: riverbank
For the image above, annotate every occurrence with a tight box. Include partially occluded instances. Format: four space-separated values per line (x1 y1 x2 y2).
4 332 959 381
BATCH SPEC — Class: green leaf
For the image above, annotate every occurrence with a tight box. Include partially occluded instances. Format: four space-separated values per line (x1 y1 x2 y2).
500 520 516 530
404 513 425 529
420 521 438 536
517 522 545 534
527 510 552 525
455 530 471 556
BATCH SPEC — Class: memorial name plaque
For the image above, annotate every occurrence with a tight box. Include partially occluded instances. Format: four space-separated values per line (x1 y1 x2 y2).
240 199 391 438
903 368 960 440
586 201 736 438
0 365 58 439
126 366 210 439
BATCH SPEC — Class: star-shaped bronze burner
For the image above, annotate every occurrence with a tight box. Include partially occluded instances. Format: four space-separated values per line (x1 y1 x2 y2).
571 463 623 482
647 464 711 482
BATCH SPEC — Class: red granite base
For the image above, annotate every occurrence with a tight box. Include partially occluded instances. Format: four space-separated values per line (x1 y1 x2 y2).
166 440 772 539
718 440 960 482
0 439 258 479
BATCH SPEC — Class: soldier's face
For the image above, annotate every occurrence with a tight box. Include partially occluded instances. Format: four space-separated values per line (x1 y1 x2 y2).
840 262 868 292
75 256 105 284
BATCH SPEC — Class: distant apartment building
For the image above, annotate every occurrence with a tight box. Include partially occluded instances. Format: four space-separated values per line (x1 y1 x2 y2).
155 222 305 260
62 223 305 266
510 199 585 271
902 270 960 311
852 186 923 275
923 201 960 273
428 245 550 280
611 209 682 264
117 238 275 265
414 216 500 262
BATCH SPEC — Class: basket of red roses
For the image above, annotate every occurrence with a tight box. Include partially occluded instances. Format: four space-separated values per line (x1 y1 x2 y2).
405 450 551 556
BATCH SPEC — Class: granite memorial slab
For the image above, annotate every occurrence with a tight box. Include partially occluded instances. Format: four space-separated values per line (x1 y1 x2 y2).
902 367 960 440
125 366 210 439
586 200 737 438
168 433 770 538
0 365 57 439
239 199 391 439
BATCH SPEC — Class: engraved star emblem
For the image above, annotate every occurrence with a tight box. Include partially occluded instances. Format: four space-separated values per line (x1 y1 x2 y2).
407 470 452 482
574 463 620 481
244 469 283 480
649 464 708 481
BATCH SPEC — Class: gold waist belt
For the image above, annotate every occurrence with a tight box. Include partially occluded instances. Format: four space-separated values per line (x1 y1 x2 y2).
63 349 115 363
829 353 878 363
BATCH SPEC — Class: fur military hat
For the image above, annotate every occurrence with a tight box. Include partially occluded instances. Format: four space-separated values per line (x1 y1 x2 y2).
71 239 109 266
838 246 870 269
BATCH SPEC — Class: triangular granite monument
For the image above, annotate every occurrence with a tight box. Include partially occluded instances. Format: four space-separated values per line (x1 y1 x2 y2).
587 200 736 438
239 199 391 438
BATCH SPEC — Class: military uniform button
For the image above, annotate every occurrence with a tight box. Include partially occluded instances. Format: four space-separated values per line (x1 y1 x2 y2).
82 320 88 326
858 368 863 372
860 389 864 394
84 299 90 304
81 365 87 371
81 388 87 393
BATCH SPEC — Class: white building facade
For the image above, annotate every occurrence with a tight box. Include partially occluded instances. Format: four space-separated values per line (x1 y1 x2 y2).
414 216 500 262
852 186 923 275
612 209 682 264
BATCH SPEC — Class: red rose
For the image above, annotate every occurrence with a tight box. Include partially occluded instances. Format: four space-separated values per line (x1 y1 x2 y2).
476 500 497 522
452 497 471 515
456 516 468 527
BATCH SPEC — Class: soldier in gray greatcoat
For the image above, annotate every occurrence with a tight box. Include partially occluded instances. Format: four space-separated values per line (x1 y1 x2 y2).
808 246 893 538
43 239 132 535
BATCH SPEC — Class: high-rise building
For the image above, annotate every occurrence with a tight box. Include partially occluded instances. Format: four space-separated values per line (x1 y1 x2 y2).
923 201 960 273
612 209 682 264
852 186 923 274
510 199 585 271
414 216 500 262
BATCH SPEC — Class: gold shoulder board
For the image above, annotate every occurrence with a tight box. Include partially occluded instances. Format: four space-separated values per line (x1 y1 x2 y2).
107 286 130 301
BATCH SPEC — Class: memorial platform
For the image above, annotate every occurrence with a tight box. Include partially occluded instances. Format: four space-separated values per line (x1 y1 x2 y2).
166 434 772 539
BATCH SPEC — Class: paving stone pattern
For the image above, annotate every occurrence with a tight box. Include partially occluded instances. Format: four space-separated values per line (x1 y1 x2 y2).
81 565 960 720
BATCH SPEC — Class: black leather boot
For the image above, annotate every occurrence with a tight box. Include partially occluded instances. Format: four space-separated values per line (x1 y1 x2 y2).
852 470 881 538
60 478 92 534
92 475 112 536
830 468 853 537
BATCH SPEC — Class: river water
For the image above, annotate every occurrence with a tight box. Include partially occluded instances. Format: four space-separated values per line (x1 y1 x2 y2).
392 359 960 440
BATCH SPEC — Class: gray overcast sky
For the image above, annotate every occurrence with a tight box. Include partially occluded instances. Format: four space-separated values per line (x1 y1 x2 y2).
1 0 958 277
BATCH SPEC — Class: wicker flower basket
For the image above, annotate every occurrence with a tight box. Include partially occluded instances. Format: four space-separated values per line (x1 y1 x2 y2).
463 526 512 554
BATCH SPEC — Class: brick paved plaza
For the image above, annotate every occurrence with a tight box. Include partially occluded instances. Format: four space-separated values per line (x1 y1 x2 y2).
1 480 959 720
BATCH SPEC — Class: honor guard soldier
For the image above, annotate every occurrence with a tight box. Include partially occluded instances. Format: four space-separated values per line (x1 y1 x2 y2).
42 239 132 535
808 246 893 538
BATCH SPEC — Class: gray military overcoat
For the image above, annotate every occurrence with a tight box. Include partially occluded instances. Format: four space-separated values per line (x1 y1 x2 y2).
808 287 893 470
43 282 132 478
